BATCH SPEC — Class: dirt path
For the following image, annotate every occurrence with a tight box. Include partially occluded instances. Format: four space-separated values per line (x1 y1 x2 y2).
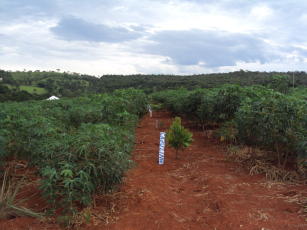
100 111 306 230
0 111 306 230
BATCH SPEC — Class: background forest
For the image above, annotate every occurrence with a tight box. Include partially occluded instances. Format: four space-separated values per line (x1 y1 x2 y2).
1 69 307 101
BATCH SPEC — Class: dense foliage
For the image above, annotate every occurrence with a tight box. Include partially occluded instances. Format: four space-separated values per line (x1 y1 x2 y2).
1 69 307 101
235 93 306 167
0 89 148 214
152 84 307 172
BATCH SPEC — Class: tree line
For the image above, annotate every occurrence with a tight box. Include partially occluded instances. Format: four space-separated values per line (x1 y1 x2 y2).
1 69 307 101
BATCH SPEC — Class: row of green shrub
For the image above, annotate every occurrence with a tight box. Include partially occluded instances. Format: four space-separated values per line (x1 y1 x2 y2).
151 85 307 171
0 88 148 214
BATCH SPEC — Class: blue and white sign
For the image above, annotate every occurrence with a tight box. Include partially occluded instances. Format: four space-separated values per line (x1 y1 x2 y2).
158 132 166 165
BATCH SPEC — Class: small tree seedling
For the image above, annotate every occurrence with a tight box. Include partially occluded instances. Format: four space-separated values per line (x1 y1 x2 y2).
167 117 193 159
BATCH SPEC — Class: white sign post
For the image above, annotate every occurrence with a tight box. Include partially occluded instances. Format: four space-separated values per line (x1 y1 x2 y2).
158 132 166 165
148 105 152 117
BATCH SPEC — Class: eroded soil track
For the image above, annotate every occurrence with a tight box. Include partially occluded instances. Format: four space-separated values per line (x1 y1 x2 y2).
0 111 306 230
104 111 306 230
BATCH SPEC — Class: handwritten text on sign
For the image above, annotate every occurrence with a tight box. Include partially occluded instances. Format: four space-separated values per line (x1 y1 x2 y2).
158 132 166 165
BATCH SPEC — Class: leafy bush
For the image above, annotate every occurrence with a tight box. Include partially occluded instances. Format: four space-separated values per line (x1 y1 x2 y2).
213 85 247 122
215 120 238 143
151 88 190 114
39 124 133 213
196 89 217 129
268 75 291 94
154 85 307 171
113 88 148 117
235 93 307 167
0 89 148 215
152 85 247 128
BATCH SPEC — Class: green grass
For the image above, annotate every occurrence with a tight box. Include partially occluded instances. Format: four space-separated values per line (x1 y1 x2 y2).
19 85 48 94
4 84 48 95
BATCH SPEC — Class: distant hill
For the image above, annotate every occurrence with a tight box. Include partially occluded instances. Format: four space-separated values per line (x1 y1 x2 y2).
1 69 307 102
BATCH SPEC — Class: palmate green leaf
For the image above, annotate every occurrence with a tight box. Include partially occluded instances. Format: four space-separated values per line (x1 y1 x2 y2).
41 167 58 180
63 178 75 189
61 169 73 178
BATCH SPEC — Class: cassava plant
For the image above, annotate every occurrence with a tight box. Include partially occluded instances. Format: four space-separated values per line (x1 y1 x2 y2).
167 117 193 159
0 89 148 217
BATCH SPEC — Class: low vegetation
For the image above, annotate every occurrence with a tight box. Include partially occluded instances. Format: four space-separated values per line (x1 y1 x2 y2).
0 69 306 226
0 89 148 219
152 81 307 179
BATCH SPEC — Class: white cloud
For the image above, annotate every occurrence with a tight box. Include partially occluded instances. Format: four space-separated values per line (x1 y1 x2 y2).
0 0 307 75
250 5 273 20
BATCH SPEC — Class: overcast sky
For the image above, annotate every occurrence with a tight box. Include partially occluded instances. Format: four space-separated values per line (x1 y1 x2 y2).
1 0 307 75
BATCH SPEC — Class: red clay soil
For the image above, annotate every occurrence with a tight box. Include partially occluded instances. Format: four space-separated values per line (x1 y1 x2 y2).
0 111 306 230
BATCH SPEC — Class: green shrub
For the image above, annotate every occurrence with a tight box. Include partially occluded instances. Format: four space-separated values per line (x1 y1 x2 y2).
268 75 291 94
39 124 133 213
213 85 247 122
215 120 238 143
0 89 148 215
151 89 190 115
154 85 307 171
235 93 307 167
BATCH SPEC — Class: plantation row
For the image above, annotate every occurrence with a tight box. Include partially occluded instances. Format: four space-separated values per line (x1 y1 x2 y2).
0 89 148 214
152 85 307 174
